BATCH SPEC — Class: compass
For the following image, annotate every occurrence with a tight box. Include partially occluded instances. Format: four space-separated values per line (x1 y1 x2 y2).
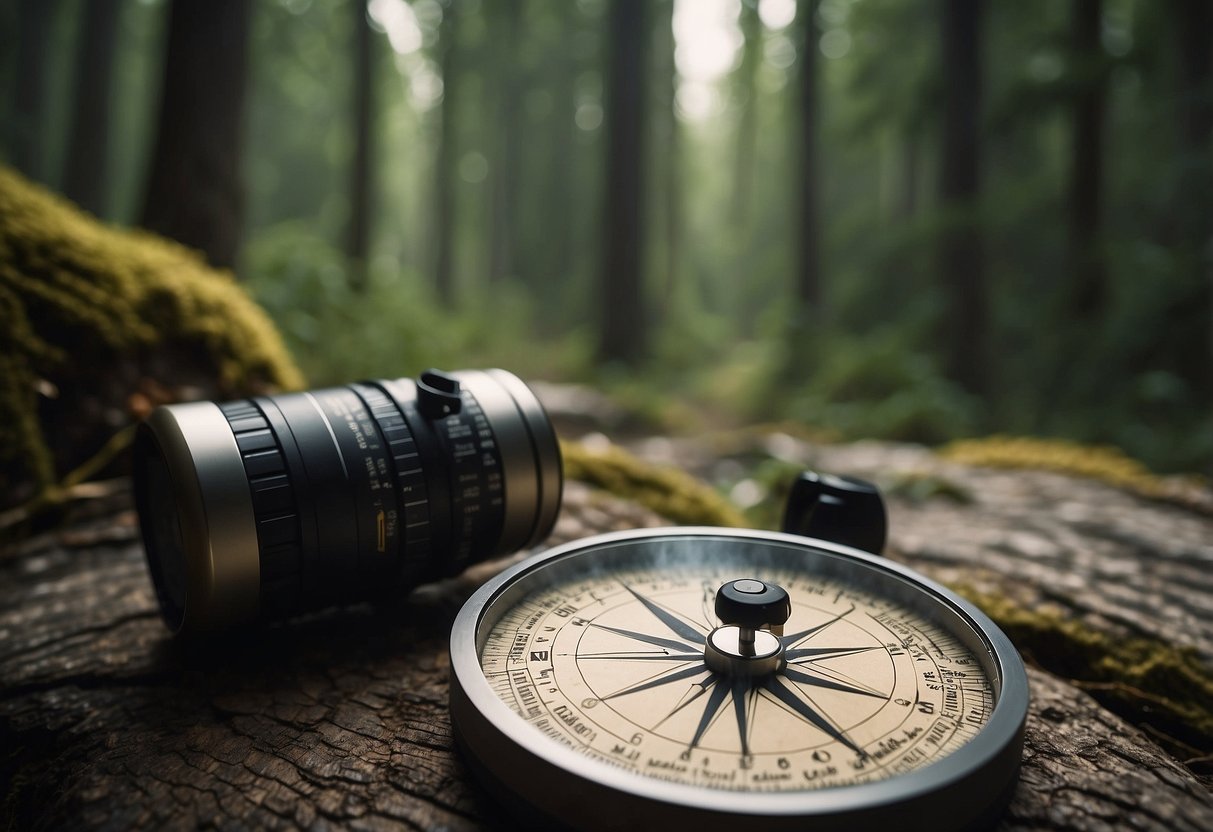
449 483 1028 830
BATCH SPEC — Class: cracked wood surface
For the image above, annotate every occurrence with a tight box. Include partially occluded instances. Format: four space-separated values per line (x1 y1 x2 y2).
3 467 1213 830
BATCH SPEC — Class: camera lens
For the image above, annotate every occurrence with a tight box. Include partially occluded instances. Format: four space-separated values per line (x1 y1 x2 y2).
132 369 562 634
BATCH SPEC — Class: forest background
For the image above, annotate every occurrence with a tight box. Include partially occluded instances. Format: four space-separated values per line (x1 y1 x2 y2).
3 0 1210 475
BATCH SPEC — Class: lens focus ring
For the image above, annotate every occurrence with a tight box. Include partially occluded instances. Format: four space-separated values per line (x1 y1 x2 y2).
219 400 304 614
352 384 434 579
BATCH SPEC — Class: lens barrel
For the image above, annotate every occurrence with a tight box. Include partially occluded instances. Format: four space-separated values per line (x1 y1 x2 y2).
133 369 562 634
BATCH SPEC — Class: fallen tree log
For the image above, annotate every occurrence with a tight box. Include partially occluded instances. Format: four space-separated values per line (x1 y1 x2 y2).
2 455 1211 829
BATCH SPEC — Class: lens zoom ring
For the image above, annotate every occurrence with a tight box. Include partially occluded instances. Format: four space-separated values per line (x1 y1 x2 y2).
219 400 302 605
353 384 433 576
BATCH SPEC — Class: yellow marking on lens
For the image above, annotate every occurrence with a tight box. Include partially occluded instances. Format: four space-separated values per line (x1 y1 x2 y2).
377 509 386 552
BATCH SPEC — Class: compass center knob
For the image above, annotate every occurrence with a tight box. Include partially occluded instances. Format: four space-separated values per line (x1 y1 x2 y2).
705 579 791 677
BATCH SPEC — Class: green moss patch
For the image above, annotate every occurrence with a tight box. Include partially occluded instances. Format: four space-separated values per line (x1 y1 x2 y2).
0 167 303 508
940 435 1208 513
940 435 1192 496
561 439 748 528
958 587 1213 766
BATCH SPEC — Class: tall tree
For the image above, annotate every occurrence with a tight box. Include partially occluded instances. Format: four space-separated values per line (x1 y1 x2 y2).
1173 0 1213 409
1065 0 1107 320
488 0 522 284
62 0 123 217
652 0 680 315
1175 0 1212 239
140 0 253 270
347 0 374 291
937 0 986 396
542 0 578 306
731 0 763 227
792 0 821 341
9 0 63 183
598 0 649 365
434 0 460 306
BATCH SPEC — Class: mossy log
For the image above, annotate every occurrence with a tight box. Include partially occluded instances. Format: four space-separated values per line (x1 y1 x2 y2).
0 167 303 510
2 437 1212 829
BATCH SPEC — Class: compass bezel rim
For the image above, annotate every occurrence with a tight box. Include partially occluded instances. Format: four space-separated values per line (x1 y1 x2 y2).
449 526 1029 830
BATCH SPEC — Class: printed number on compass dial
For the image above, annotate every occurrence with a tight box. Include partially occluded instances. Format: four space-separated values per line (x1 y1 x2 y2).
478 565 995 792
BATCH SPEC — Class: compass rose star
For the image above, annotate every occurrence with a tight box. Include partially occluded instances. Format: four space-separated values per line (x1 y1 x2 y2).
578 588 889 760
621 584 708 645
780 604 856 650
760 675 868 758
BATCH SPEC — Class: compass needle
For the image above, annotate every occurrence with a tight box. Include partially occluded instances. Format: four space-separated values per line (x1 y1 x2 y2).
782 665 887 700
622 584 708 645
578 651 702 662
729 678 754 758
762 676 866 757
687 676 731 752
601 663 710 701
451 527 1029 831
653 677 716 730
590 622 701 654
781 605 856 649
784 645 882 662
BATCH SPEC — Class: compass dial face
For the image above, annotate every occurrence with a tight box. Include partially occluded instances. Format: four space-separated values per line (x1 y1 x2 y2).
450 530 1028 830
479 564 992 790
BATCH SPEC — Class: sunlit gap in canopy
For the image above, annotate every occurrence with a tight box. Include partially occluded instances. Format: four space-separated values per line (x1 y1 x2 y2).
673 0 796 123
367 0 442 110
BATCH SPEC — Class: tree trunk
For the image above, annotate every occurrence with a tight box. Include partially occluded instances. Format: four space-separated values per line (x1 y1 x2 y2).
937 0 986 396
434 0 460 307
542 0 577 310
8 0 62 184
346 0 375 291
731 0 762 228
1173 0 1213 418
794 0 821 323
653 0 681 317
1066 0 1106 320
62 0 123 218
140 0 253 270
597 0 649 366
488 0 521 285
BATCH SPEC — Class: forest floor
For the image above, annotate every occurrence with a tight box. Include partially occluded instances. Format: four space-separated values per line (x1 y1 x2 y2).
1 383 1211 829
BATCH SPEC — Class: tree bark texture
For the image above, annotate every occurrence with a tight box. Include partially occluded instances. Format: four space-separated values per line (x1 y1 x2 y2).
139 0 253 270
598 0 649 366
937 0 987 396
62 0 123 219
4 424 1213 828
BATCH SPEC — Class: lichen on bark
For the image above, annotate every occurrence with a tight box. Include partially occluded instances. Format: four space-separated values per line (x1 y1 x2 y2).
957 587 1213 765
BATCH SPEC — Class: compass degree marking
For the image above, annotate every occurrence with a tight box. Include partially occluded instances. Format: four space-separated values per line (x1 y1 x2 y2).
479 562 998 793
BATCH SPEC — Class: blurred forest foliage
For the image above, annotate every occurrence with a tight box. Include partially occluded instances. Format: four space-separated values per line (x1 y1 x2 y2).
2 0 1210 472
